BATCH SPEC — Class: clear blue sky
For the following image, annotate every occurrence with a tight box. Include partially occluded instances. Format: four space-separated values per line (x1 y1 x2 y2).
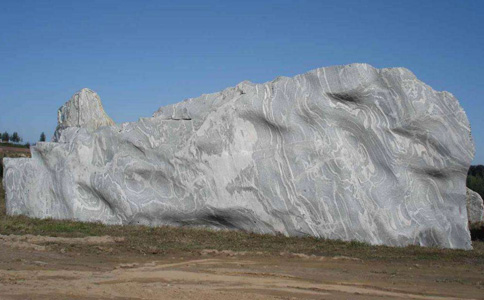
1 0 483 164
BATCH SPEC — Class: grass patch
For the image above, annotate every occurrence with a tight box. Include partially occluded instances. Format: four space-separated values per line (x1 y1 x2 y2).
0 143 29 149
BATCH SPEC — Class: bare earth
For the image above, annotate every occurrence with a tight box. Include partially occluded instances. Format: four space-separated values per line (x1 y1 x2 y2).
0 235 483 300
0 146 30 155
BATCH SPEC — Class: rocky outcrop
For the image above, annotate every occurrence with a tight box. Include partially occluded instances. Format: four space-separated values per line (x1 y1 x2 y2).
467 188 484 225
53 88 115 141
2 64 475 249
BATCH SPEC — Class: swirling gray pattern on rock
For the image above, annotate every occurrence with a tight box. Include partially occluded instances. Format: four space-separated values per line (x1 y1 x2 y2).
2 64 475 249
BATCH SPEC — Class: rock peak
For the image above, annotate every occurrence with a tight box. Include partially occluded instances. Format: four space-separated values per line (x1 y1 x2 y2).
78 87 95 94
53 88 115 141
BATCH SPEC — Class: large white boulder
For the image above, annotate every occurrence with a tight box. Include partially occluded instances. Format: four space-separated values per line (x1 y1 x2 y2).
2 64 475 249
467 188 484 225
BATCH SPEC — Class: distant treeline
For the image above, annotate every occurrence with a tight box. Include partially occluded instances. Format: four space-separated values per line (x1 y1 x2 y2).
0 131 47 145
1 131 23 143
468 165 484 199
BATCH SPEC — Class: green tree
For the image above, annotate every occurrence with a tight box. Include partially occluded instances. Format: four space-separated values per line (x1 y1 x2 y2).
2 132 9 143
11 132 19 143
40 132 46 142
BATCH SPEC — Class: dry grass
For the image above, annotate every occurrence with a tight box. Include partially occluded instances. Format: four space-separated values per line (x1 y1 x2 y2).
0 143 29 149
0 182 4 216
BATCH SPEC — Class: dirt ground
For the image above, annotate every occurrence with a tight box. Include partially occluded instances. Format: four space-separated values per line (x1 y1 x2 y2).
0 234 483 300
1 150 483 299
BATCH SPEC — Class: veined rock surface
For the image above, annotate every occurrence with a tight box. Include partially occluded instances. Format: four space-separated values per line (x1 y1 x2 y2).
2 64 475 249
53 88 115 142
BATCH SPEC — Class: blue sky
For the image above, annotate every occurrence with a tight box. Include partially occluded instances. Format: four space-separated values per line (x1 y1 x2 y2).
1 0 483 163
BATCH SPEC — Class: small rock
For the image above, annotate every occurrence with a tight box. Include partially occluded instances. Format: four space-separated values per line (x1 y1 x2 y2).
116 263 139 269
332 256 362 261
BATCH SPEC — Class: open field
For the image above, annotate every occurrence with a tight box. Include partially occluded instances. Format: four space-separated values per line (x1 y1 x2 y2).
1 159 484 299
0 144 30 154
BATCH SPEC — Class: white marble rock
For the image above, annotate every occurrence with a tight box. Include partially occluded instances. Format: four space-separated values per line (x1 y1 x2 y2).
53 88 115 142
467 188 484 225
2 63 476 249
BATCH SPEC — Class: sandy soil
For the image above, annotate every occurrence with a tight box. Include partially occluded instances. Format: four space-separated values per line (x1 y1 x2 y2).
0 235 483 300
0 234 125 251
